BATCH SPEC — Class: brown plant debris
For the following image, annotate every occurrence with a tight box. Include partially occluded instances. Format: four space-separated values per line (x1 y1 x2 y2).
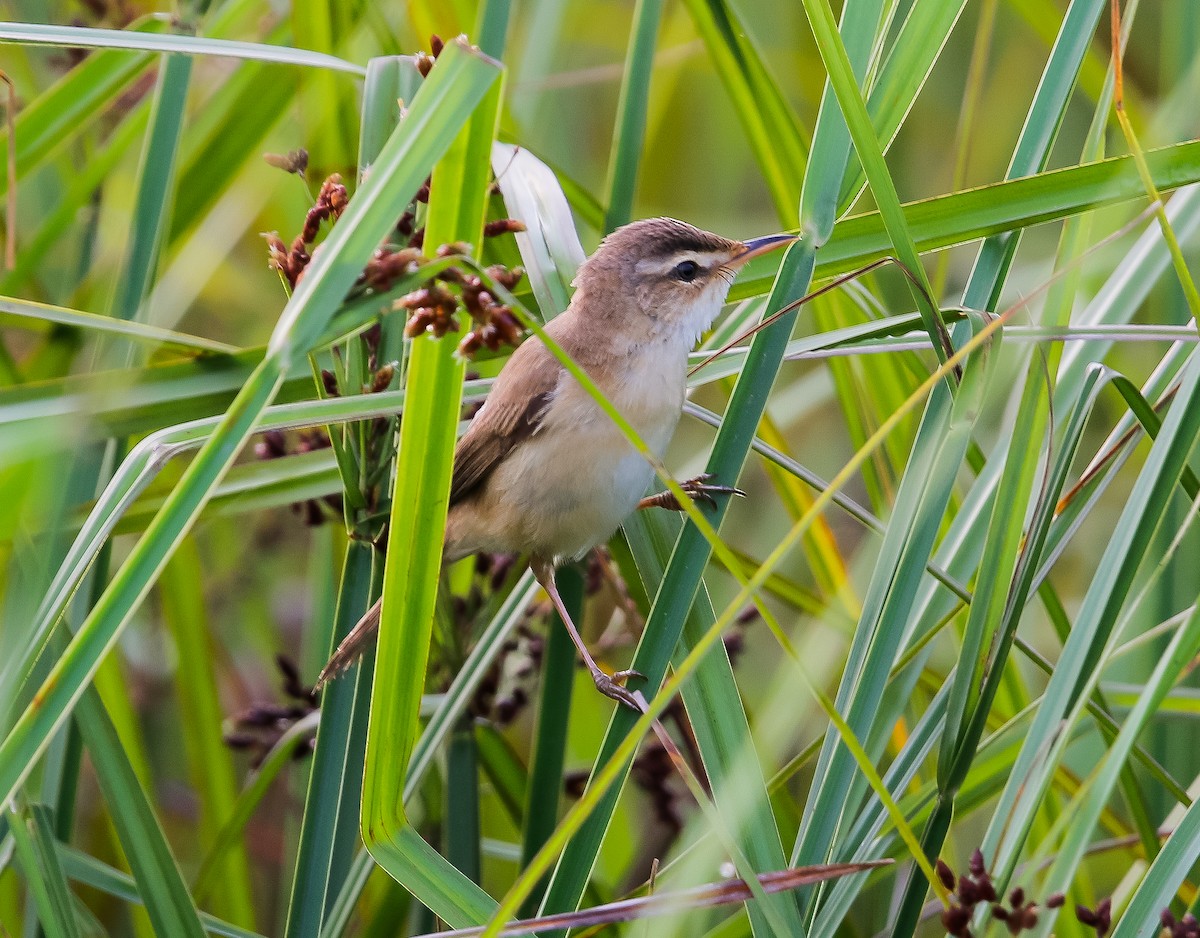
263 148 309 177
224 655 318 767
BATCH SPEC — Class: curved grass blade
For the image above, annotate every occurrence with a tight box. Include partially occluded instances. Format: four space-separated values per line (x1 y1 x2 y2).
0 22 366 75
284 53 422 938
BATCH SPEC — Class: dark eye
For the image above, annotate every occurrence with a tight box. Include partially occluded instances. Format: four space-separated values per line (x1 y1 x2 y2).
672 260 701 282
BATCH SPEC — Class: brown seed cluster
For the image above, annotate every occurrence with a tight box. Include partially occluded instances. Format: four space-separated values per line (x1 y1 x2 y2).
1077 898 1112 936
264 167 527 359
938 851 1064 937
1161 909 1200 937
400 261 526 358
414 33 445 78
264 174 350 289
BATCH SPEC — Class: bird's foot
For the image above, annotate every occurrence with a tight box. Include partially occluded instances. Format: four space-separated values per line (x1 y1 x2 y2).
638 473 746 512
590 667 646 712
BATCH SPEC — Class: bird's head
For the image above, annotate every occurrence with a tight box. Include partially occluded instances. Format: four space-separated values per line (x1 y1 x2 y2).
572 217 795 344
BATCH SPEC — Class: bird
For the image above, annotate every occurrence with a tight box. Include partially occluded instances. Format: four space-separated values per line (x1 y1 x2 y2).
317 217 796 709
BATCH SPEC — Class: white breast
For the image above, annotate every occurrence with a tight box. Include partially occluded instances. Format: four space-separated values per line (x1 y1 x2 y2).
482 340 689 562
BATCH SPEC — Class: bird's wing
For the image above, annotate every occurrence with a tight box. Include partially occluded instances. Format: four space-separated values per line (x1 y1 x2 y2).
450 340 562 506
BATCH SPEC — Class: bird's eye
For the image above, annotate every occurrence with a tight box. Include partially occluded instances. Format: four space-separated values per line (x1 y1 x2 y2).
672 260 701 282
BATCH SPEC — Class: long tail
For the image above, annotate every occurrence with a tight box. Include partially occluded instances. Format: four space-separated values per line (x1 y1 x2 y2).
315 597 382 689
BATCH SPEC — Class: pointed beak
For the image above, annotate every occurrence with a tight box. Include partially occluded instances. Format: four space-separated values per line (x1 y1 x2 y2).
730 232 798 268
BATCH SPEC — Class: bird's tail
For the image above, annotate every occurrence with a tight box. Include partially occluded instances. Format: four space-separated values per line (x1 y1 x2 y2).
315 597 382 689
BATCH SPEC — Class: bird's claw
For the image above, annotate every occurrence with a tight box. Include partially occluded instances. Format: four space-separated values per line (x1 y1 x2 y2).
639 473 745 512
592 668 646 712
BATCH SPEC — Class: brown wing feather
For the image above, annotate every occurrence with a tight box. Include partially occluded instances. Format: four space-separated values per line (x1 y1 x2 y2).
449 341 561 506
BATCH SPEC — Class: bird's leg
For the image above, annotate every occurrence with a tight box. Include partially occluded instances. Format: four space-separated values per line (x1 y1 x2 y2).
531 557 645 713
637 473 745 513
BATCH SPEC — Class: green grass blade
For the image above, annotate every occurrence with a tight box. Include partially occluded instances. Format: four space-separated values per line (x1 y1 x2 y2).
160 540 256 930
602 0 665 232
836 0 970 211
0 295 238 354
58 846 268 938
733 139 1200 297
106 51 191 325
360 46 503 925
1108 787 1200 936
285 541 375 938
6 802 81 938
961 0 1106 310
1035 602 1200 935
518 569 579 918
72 686 207 937
0 21 366 74
982 346 1200 884
625 511 806 936
0 18 164 201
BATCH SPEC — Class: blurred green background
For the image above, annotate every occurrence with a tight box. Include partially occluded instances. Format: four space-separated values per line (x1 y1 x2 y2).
1 1 1199 936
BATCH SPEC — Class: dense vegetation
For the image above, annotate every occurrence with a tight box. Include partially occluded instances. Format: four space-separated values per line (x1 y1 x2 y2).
1 1 1198 936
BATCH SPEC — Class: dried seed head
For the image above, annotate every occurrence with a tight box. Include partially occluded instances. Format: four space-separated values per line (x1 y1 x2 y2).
936 858 956 892
263 148 308 176
370 363 396 393
436 240 472 258
321 369 339 397
255 429 288 460
1046 893 1065 910
404 308 435 338
456 331 482 357
486 264 525 289
429 33 444 57
941 904 972 937
969 848 986 878
415 50 434 77
483 217 526 238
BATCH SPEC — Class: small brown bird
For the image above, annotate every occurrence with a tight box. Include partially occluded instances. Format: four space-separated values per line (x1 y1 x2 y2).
319 217 795 708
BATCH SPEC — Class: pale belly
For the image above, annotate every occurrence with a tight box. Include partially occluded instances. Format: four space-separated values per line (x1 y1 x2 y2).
446 361 685 563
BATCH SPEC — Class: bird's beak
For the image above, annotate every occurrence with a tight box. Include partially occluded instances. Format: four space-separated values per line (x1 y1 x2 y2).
730 232 798 268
